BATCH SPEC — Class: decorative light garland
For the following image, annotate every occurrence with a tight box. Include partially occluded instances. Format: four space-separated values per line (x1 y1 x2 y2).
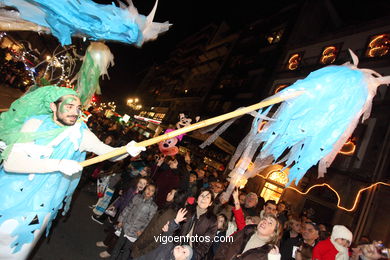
237 170 390 212
285 182 390 212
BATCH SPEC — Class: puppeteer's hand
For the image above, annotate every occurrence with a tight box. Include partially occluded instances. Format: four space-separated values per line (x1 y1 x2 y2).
58 160 83 176
126 141 146 157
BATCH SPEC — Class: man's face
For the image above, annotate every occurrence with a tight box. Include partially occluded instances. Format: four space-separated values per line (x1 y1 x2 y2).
51 95 81 126
301 223 319 242
211 182 224 194
245 194 257 208
264 203 277 216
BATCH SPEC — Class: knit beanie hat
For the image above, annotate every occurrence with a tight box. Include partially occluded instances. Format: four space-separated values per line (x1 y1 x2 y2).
331 225 353 245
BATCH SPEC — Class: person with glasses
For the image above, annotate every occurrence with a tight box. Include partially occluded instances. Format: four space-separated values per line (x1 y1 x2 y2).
301 222 320 247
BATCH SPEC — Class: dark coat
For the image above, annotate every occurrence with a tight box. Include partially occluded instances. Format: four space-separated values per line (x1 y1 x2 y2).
280 234 302 260
178 208 218 260
214 224 272 260
131 207 177 258
113 187 138 214
152 163 180 208
133 219 179 260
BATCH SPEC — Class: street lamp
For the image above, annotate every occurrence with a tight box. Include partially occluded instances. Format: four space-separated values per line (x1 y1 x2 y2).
127 97 142 110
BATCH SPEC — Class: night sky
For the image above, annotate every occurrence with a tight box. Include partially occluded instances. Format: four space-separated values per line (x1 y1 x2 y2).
96 0 390 110
97 0 292 105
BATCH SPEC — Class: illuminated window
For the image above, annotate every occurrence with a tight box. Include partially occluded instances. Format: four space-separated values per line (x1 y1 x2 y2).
320 46 339 64
339 139 356 155
366 34 390 57
266 29 284 44
274 84 289 94
260 170 288 203
287 53 302 70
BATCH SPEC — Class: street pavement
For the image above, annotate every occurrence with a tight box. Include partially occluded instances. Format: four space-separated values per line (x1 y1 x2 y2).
28 183 107 260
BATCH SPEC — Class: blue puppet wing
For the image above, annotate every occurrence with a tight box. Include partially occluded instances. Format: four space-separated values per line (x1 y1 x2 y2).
256 65 368 184
0 0 170 46
201 53 390 189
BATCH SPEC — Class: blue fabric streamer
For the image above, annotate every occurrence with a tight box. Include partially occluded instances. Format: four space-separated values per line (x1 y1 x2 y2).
1 0 142 45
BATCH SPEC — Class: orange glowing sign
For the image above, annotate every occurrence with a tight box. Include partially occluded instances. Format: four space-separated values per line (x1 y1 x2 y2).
366 34 389 57
320 46 338 64
287 53 301 70
339 140 356 155
274 84 288 94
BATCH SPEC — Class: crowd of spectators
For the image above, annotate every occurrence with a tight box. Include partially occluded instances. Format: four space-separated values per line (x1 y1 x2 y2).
80 110 389 260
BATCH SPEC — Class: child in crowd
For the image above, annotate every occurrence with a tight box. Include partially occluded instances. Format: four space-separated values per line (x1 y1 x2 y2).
99 183 157 259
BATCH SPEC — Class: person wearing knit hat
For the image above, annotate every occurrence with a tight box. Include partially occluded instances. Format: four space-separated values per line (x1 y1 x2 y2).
312 225 353 260
0 86 146 259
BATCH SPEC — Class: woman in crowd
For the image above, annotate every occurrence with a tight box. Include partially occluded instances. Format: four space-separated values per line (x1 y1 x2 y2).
131 188 189 258
178 188 218 260
214 213 281 260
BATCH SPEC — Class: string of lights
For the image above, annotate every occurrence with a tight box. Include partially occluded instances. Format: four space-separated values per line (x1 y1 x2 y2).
285 182 390 212
237 171 390 212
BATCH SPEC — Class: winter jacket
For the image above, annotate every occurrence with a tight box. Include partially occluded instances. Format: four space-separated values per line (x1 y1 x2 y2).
133 219 180 260
214 224 271 260
152 163 181 208
118 194 157 238
233 207 246 232
178 208 218 260
131 207 177 258
280 235 302 260
312 238 338 260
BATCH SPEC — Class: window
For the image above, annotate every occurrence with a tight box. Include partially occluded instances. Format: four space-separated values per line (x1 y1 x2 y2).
338 138 356 155
266 28 284 44
260 170 288 203
287 53 302 70
366 33 389 57
319 46 340 65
